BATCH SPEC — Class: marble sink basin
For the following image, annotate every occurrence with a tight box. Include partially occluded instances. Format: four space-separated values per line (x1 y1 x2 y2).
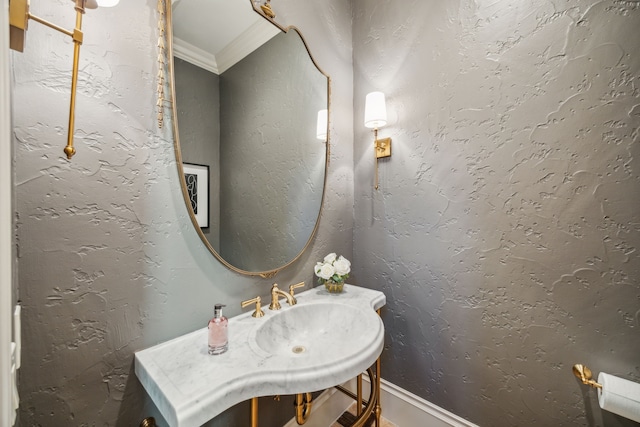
135 285 385 427
252 302 377 361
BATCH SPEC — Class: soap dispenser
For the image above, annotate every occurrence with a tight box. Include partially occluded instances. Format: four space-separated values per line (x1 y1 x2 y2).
208 304 228 355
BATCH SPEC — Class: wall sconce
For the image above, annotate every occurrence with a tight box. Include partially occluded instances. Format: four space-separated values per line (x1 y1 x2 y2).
364 91 391 190
316 109 328 142
9 0 120 160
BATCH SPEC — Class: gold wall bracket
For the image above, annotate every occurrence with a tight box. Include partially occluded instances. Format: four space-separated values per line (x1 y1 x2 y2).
373 128 392 190
375 136 392 159
573 364 603 389
9 0 29 51
9 0 94 160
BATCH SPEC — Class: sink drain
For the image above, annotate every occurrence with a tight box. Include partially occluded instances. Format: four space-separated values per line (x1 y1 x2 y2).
292 345 306 354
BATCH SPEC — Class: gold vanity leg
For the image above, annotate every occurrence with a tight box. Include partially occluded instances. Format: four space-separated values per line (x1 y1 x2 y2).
375 356 382 425
375 308 382 426
251 397 258 427
356 374 363 416
295 393 313 424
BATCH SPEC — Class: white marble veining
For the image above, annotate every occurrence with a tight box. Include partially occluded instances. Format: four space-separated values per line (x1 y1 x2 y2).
135 285 386 427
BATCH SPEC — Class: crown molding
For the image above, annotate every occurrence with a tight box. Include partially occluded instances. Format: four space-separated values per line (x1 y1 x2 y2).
172 19 279 75
173 37 219 74
215 19 280 74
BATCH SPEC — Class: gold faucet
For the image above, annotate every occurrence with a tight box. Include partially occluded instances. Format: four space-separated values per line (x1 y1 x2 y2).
269 283 297 310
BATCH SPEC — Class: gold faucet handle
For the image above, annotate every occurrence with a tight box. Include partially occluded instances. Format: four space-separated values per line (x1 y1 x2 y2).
289 281 305 297
241 296 265 318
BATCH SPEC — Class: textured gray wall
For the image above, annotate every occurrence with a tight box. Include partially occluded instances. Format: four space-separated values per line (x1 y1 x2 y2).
174 57 221 249
14 0 636 426
11 0 352 425
352 0 640 426
219 30 328 272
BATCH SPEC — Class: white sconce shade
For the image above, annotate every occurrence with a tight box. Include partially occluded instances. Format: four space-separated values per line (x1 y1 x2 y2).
70 0 119 10
97 0 120 6
364 91 387 129
316 109 328 141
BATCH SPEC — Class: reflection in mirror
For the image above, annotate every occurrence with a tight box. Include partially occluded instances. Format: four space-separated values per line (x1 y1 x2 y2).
169 0 329 276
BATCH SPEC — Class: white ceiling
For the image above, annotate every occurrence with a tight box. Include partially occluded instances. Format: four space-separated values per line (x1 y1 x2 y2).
171 0 280 74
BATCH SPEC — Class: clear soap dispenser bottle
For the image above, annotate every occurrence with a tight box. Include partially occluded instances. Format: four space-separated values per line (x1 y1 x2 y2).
208 304 228 355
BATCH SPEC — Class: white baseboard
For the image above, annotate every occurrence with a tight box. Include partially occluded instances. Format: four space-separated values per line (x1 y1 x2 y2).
283 378 478 427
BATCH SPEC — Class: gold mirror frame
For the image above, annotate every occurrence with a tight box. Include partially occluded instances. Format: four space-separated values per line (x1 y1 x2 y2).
165 1 331 278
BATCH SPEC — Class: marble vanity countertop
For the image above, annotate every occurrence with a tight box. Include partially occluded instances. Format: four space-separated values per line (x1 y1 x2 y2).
134 284 386 427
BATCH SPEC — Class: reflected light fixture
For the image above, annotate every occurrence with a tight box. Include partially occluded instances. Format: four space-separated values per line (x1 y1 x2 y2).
256 0 276 19
9 0 120 159
96 0 119 6
316 109 328 142
364 91 391 190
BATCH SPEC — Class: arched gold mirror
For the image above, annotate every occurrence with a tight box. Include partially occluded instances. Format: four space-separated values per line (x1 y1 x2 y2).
167 0 330 277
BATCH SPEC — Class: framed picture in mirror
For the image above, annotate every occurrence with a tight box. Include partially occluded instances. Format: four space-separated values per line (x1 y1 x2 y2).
182 163 209 228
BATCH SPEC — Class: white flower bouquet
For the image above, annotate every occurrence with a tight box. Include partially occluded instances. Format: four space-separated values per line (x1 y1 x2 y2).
314 253 350 292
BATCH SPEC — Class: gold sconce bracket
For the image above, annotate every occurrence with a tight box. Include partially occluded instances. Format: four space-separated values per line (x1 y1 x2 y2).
375 136 392 159
573 364 603 389
10 0 88 51
9 0 29 52
72 28 84 44
373 128 392 190
9 0 109 160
